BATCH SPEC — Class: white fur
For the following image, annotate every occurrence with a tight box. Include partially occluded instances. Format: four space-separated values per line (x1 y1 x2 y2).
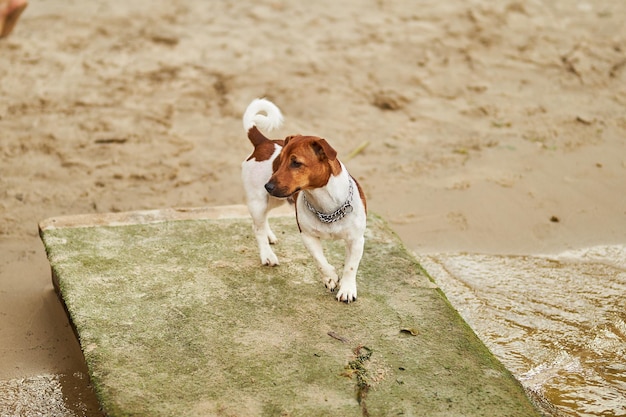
242 98 284 132
241 99 285 266
296 166 366 302
241 146 284 266
241 99 366 302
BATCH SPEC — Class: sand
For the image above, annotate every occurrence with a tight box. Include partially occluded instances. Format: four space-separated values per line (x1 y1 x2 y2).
1 0 625 415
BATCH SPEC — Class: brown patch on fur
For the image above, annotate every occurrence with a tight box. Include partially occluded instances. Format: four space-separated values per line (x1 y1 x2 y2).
352 176 367 213
246 126 284 162
247 126 268 147
265 135 342 198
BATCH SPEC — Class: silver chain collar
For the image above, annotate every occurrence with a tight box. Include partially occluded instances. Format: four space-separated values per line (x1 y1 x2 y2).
303 180 354 223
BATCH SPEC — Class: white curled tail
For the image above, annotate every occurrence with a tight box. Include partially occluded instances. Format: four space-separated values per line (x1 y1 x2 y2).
242 98 284 133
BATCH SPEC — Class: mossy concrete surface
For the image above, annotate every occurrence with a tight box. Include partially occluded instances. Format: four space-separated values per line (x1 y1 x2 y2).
39 205 541 417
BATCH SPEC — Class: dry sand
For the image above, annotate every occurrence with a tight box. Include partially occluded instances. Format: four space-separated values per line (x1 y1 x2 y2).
1 0 625 415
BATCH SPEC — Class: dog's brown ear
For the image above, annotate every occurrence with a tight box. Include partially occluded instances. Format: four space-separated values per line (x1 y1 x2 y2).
312 138 337 161
283 135 297 145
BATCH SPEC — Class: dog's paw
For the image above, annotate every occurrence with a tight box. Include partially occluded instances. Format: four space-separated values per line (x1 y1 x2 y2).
268 231 278 245
324 276 338 292
336 283 357 303
260 248 279 266
322 269 339 292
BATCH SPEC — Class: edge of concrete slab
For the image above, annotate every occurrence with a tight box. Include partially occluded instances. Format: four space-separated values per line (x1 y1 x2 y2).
39 204 294 231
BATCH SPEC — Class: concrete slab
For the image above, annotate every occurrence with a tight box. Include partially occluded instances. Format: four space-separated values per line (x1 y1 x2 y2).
39 206 541 417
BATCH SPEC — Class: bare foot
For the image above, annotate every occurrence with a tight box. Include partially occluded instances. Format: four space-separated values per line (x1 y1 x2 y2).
0 0 28 38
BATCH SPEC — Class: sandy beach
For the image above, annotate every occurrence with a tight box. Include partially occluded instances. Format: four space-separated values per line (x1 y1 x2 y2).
1 0 625 415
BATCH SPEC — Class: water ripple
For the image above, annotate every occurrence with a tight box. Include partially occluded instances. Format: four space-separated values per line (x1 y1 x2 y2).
420 245 626 417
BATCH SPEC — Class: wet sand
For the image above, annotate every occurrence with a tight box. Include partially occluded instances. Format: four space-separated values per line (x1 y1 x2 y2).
1 0 625 415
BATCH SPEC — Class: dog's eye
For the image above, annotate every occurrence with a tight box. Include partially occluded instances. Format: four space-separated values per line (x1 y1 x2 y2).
290 159 303 169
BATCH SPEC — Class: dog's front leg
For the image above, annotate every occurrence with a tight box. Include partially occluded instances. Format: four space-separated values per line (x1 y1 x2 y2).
300 234 339 291
336 235 364 303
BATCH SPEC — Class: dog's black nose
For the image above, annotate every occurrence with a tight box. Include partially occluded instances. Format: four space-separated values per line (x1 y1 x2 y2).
264 182 275 194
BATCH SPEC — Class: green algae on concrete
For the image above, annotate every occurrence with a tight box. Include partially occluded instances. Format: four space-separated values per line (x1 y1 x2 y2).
39 208 541 417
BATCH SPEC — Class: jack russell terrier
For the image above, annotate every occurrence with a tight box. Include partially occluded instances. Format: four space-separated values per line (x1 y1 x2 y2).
241 98 367 302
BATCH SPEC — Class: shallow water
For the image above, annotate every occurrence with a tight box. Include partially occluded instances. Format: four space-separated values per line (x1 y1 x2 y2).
420 245 626 417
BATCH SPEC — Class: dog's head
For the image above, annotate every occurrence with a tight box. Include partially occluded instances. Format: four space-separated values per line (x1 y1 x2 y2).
265 135 341 198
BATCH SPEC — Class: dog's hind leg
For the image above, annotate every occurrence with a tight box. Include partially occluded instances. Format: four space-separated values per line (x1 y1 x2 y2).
264 196 285 245
242 160 282 265
248 202 279 266
250 209 279 266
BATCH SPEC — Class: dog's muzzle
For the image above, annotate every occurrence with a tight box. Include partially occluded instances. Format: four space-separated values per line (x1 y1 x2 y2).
265 181 286 197
265 181 298 198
